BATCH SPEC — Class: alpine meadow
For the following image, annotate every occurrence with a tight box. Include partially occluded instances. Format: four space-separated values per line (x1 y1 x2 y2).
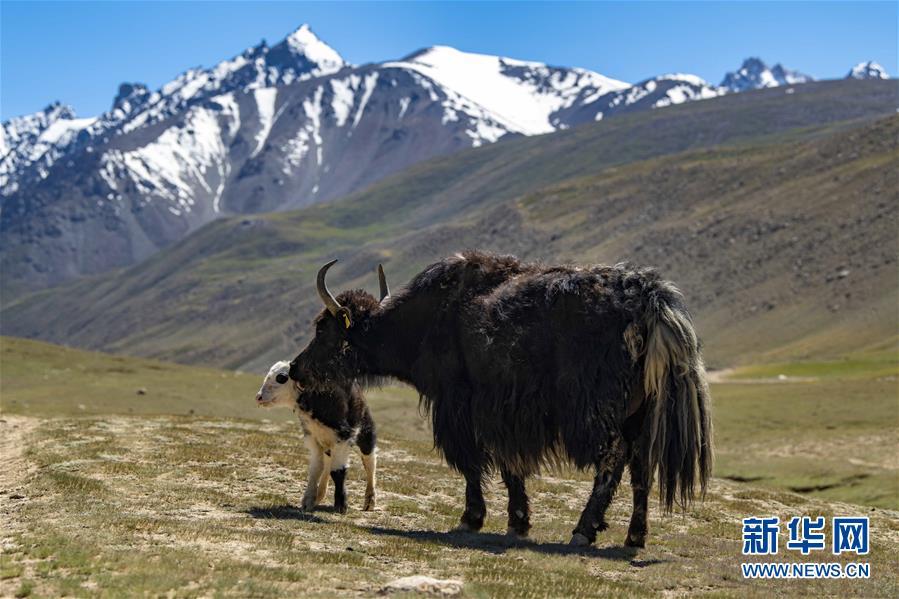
1 9 897 599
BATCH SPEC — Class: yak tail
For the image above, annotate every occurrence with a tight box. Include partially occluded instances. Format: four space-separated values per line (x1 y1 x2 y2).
641 283 713 512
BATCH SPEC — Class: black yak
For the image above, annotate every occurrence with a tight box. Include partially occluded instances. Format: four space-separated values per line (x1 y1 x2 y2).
289 252 712 547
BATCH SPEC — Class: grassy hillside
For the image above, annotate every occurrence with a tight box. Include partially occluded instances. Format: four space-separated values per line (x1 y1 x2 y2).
0 336 421 427
1 80 897 371
1 336 263 420
2 338 897 597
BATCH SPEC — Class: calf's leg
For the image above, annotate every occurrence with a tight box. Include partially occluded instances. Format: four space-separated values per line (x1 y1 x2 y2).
501 468 530 537
316 450 331 505
357 417 377 511
329 442 352 514
360 450 377 511
302 438 326 511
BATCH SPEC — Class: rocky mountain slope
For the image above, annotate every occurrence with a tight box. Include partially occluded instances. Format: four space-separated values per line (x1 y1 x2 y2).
0 25 632 293
3 79 895 371
720 57 813 92
4 20 888 295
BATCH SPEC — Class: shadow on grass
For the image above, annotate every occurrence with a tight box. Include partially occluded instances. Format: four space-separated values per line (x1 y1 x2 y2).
244 504 327 522
366 526 667 562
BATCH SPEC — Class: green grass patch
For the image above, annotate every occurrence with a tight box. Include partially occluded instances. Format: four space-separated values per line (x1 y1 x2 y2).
729 350 899 380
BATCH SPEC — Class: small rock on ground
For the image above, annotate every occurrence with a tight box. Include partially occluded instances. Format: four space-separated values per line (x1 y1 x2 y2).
380 575 463 596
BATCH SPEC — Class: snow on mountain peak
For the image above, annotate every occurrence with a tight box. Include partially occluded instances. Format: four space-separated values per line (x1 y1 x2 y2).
386 45 628 135
282 24 345 72
1 103 96 192
847 61 889 80
656 73 713 87
561 72 723 124
720 57 813 92
96 25 347 140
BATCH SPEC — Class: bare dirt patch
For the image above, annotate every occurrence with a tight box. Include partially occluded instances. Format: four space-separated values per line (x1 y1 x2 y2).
0 416 40 539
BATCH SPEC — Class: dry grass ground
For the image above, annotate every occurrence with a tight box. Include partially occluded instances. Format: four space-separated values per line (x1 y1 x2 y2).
1 337 897 597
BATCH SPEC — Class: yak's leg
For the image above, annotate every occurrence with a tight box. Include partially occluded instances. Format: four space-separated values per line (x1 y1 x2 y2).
436 392 485 532
455 467 486 532
315 450 331 504
301 438 325 511
570 440 627 546
329 442 352 514
501 468 530 538
360 450 377 511
625 439 652 548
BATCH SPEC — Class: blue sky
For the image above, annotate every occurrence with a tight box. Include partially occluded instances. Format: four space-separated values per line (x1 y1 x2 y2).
1 1 896 120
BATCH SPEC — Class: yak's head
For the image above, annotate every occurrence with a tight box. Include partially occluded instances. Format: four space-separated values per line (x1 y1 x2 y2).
255 360 299 408
289 261 390 388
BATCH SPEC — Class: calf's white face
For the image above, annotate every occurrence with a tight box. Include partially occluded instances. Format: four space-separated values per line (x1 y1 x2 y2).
256 360 300 408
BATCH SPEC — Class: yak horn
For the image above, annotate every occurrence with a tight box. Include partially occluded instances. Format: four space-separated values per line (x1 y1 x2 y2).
316 259 342 316
377 264 390 302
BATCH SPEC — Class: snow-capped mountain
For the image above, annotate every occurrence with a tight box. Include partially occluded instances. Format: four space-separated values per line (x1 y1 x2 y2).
847 61 890 80
2 25 643 291
0 102 96 194
557 73 722 125
720 58 813 92
107 25 347 133
383 46 629 136
0 25 346 197
0 27 862 293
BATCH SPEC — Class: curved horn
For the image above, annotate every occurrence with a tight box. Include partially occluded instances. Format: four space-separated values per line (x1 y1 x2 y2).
316 259 342 316
377 264 390 302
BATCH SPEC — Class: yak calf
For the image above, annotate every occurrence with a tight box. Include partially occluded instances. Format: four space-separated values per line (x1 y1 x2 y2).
256 361 377 513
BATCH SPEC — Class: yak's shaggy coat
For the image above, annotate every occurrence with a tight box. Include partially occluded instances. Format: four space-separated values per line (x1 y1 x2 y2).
290 252 712 546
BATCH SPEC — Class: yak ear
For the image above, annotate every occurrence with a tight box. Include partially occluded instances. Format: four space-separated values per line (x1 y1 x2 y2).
336 306 353 329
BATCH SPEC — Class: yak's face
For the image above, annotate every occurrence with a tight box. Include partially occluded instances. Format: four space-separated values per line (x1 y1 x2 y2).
256 361 300 408
291 258 389 389
289 290 380 389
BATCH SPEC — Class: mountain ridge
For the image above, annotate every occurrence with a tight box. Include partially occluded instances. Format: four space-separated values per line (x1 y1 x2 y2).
720 57 813 92
0 23 892 295
3 79 895 371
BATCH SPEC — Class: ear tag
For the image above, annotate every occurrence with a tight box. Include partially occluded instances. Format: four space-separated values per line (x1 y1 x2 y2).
343 313 351 329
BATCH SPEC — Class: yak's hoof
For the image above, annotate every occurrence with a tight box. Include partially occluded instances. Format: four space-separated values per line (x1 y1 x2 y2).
334 503 348 515
301 497 317 512
506 526 529 540
452 520 483 533
569 533 591 547
625 534 646 548
363 496 376 512
455 511 484 533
